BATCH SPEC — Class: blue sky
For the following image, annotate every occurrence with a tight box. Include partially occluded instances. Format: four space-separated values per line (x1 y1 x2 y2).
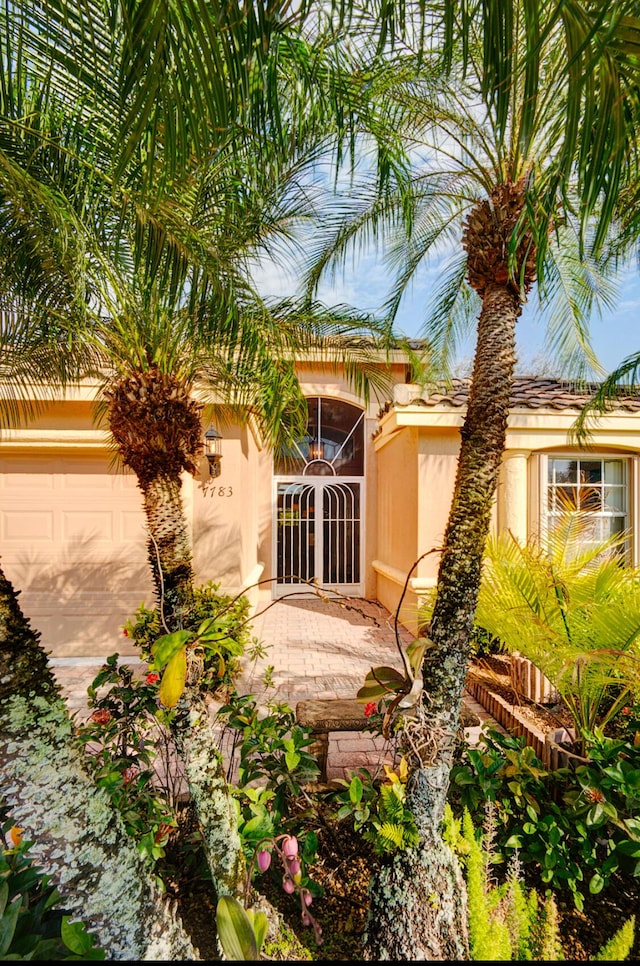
255 249 640 380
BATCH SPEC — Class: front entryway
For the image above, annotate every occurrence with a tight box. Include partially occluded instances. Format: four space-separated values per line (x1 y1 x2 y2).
275 479 362 594
273 396 365 597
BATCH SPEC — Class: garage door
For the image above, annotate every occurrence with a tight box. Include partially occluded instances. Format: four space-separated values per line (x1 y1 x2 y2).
0 452 154 658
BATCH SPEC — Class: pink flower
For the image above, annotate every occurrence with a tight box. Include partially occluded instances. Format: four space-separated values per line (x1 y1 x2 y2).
364 702 377 718
287 858 301 877
146 673 160 685
282 876 295 894
281 835 298 859
257 850 271 872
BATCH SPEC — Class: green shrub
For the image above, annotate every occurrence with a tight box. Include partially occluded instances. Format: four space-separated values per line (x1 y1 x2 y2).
329 758 420 854
449 727 640 910
76 655 179 873
125 581 251 696
442 804 636 960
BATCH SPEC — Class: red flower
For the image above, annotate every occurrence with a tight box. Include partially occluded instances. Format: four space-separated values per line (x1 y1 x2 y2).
585 787 605 803
90 709 112 725
364 702 377 718
154 823 173 845
146 672 160 685
122 766 138 785
123 627 129 637
622 707 631 716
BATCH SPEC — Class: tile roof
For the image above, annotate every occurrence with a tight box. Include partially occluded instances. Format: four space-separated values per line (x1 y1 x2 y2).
394 376 640 412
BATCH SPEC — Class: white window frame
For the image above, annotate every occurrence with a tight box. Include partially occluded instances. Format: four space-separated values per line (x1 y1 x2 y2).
539 453 635 563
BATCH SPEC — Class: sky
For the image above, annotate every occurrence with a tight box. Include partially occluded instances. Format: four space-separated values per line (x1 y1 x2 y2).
253 247 640 380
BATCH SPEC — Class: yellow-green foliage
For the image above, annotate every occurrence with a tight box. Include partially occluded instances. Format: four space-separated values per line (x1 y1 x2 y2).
593 916 636 961
443 805 636 961
460 809 511 960
527 892 563 961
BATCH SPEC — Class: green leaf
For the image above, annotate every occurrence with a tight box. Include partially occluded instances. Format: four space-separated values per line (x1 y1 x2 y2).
159 647 188 708
284 749 300 770
0 897 21 957
152 630 193 666
349 776 364 805
406 637 431 676
357 666 407 701
61 916 104 958
216 895 259 961
249 909 268 953
589 872 605 894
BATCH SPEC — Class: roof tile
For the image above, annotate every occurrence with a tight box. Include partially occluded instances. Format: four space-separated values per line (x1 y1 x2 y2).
393 377 640 412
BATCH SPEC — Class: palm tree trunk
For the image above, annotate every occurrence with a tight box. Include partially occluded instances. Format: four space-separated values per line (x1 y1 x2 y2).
0 559 197 960
141 472 195 627
364 282 521 960
170 688 247 899
425 282 520 754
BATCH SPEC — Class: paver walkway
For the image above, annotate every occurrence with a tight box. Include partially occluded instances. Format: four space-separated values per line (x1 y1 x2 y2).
51 595 495 781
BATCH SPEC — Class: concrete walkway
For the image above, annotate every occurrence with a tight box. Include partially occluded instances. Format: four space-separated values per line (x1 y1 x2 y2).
51 596 495 782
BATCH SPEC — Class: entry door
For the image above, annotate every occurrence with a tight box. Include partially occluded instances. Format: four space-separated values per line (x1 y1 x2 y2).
275 479 362 595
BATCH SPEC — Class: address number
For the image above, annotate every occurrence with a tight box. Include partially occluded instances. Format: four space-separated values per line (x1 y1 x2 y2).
211 486 233 497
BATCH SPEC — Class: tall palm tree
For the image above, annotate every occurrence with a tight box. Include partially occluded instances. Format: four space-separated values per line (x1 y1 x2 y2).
0 1 401 625
306 6 640 958
0 0 402 932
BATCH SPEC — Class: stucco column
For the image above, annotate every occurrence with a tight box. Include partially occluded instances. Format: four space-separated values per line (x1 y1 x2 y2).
499 450 531 544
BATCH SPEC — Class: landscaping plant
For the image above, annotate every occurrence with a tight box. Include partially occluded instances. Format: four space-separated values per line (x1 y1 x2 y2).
124 582 252 706
474 513 640 753
76 656 181 874
449 727 640 910
442 803 636 960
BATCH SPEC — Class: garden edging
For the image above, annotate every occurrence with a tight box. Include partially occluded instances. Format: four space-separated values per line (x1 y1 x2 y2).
465 675 550 765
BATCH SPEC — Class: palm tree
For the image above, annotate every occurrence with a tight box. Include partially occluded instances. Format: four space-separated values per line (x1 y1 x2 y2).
0 0 402 937
305 6 640 958
0 1 401 625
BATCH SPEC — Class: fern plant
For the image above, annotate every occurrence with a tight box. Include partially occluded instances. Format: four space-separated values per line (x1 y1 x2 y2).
474 513 640 752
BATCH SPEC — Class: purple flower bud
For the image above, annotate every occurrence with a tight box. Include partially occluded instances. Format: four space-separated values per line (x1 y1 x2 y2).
282 835 298 859
287 858 301 876
282 876 295 894
257 850 271 872
303 890 313 906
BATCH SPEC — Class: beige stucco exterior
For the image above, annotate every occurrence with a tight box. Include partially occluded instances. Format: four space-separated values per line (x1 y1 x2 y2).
373 383 640 632
3 368 640 659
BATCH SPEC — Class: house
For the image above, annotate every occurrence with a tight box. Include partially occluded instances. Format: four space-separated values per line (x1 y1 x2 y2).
2 362 639 659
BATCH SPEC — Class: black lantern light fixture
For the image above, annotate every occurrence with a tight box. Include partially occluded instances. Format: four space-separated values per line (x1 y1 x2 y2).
204 423 223 478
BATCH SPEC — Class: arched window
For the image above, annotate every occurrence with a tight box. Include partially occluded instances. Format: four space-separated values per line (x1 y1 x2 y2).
275 397 364 477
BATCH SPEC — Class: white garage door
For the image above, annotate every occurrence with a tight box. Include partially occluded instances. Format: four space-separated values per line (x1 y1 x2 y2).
0 452 154 658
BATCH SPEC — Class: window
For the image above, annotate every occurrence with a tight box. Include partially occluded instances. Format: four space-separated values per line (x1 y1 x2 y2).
275 397 364 477
545 456 628 553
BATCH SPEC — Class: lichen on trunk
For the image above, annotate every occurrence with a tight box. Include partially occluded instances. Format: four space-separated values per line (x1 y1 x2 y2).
366 282 523 959
170 688 246 900
1 693 197 960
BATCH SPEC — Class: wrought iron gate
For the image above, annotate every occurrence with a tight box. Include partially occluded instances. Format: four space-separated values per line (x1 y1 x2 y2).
275 479 362 594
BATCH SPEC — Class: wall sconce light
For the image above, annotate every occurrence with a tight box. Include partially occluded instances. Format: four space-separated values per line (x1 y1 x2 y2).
204 424 223 478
